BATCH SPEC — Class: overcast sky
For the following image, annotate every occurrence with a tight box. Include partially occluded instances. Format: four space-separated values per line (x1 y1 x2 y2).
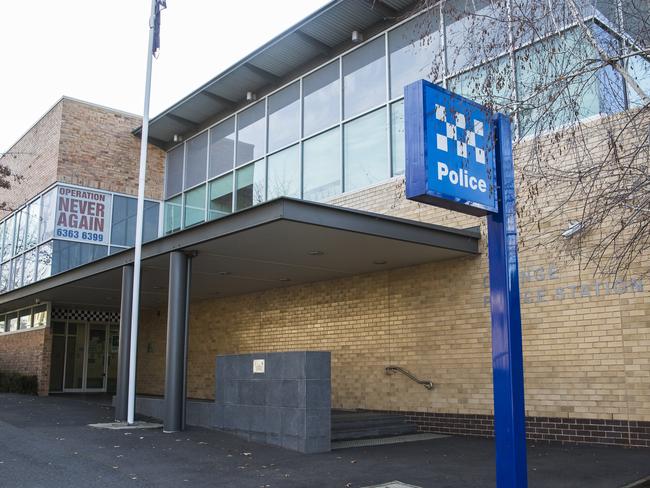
0 0 329 152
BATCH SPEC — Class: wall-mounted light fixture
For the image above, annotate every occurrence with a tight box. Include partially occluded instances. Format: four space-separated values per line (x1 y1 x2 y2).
246 91 257 102
561 221 583 238
351 30 364 43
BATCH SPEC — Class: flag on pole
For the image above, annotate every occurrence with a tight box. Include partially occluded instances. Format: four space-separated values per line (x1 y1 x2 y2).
152 0 167 57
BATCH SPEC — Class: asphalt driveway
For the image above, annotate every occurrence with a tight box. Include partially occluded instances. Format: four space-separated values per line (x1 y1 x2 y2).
0 393 648 488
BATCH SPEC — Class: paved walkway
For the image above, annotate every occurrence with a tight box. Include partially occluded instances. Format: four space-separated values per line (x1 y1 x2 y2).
0 393 648 488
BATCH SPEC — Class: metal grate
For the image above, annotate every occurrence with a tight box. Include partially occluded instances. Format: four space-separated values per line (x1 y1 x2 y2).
331 433 447 450
361 482 423 488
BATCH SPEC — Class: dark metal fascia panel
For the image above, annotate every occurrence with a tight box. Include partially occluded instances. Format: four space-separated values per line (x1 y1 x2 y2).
278 199 480 254
0 198 479 305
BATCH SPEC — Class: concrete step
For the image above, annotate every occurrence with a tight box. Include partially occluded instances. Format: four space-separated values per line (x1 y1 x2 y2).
331 410 418 441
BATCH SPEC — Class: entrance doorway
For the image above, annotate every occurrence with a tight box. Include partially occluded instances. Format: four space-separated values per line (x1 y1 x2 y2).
49 321 119 393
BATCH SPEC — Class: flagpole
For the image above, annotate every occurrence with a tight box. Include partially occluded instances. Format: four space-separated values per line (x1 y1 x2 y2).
127 0 157 425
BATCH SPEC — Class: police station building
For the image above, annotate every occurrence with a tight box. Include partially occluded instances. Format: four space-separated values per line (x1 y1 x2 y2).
0 0 648 453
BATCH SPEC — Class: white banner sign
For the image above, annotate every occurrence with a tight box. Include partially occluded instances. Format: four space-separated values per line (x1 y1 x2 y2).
55 186 112 244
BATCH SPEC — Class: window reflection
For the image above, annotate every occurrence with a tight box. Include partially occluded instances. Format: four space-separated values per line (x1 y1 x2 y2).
184 132 208 190
209 117 235 178
209 174 233 220
164 195 182 235
165 146 184 198
303 61 340 136
183 185 206 228
343 37 387 119
390 101 405 176
236 160 266 211
344 108 389 192
268 83 300 152
389 13 442 99
268 145 301 200
303 128 341 202
236 102 265 166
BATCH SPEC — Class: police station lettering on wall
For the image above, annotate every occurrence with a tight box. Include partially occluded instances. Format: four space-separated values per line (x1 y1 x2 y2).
55 186 111 243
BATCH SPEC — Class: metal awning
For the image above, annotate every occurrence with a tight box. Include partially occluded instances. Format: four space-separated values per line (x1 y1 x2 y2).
136 0 417 148
0 198 479 313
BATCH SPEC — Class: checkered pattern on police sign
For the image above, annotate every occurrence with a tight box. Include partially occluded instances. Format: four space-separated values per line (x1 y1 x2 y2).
434 104 486 164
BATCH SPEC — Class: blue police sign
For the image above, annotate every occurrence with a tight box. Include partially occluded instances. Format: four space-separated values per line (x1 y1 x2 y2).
404 80 498 216
404 80 529 488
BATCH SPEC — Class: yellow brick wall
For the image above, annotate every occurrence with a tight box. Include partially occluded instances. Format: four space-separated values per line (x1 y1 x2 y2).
136 114 649 423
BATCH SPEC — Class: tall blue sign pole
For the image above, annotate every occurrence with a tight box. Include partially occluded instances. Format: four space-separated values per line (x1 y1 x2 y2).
405 80 528 488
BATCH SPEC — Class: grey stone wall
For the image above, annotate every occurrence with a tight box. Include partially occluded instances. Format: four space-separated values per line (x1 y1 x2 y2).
214 351 331 453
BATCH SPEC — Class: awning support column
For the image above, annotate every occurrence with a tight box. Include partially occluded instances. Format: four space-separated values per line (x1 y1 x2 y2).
163 251 192 432
115 264 134 422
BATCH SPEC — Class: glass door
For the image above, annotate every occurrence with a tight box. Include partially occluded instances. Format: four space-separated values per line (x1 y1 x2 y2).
64 323 87 390
85 324 107 391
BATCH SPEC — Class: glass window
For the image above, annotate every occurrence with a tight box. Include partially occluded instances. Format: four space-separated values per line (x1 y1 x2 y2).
209 117 235 178
0 222 4 258
510 0 572 49
14 208 27 255
445 0 510 73
165 145 184 198
627 54 650 108
0 315 5 333
40 188 56 242
447 56 513 109
343 37 387 119
184 132 208 190
208 174 233 220
235 160 266 211
111 197 160 247
268 82 301 152
26 199 40 250
515 29 600 136
303 61 340 137
12 255 23 289
389 12 442 99
236 102 266 166
33 304 48 328
7 312 18 332
51 241 108 275
18 309 31 330
2 215 13 261
0 262 9 293
111 196 136 247
37 242 53 281
267 145 301 200
390 100 405 176
344 107 389 192
183 184 206 228
303 128 341 202
23 249 37 286
164 195 182 235
143 201 160 243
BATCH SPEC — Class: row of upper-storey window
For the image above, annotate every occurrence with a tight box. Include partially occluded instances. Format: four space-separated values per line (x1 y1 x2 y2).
0 184 162 294
161 1 650 234
0 303 48 335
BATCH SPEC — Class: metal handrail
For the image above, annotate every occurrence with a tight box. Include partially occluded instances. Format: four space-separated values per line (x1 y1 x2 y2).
385 366 434 390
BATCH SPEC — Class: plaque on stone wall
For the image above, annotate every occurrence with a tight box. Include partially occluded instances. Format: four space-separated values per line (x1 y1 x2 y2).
253 359 265 374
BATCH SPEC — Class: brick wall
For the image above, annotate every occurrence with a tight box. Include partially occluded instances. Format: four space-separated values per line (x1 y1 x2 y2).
0 101 62 218
135 112 650 447
0 97 166 220
0 328 51 395
57 98 165 200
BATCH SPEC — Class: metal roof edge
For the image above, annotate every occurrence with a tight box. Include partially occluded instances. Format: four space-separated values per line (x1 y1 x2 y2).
0 197 479 307
134 0 346 138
